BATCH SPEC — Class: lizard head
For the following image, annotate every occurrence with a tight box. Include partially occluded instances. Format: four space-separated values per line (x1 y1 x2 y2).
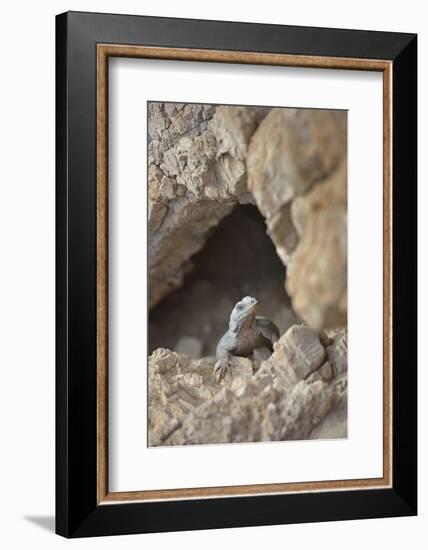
229 296 258 333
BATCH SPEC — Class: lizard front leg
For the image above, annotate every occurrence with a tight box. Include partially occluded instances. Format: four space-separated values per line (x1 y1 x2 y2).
214 345 232 382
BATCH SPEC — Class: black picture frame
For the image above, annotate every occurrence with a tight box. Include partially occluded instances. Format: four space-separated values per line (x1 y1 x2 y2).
56 11 417 538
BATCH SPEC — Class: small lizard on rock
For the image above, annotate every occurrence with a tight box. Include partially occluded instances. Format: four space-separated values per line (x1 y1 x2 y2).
214 296 280 382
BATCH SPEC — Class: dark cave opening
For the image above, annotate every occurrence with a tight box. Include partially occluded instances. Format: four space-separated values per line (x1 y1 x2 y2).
148 204 298 357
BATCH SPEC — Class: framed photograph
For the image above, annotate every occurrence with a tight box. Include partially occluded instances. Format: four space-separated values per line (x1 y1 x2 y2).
56 11 417 537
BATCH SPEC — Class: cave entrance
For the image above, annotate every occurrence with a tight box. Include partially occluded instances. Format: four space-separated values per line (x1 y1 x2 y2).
148 204 298 357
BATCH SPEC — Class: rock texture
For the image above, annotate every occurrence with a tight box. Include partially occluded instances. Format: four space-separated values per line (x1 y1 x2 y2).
148 102 268 307
148 324 347 446
148 103 347 329
247 108 347 328
287 160 347 328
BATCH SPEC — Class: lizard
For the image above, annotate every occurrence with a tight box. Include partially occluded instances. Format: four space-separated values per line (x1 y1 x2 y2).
214 296 280 382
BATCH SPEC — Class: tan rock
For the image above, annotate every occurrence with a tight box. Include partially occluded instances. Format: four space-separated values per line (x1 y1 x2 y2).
148 103 268 308
309 396 348 439
324 327 348 375
247 108 346 219
246 108 347 328
287 160 347 328
148 103 348 330
148 325 347 446
319 361 334 381
279 324 326 380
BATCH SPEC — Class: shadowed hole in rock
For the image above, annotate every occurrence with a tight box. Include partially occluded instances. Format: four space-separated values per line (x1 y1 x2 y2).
149 204 299 357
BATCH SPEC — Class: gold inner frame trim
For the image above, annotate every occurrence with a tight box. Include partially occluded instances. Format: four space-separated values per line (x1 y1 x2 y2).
96 44 393 505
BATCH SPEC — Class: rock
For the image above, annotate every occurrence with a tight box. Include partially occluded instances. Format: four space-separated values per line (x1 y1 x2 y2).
172 387 264 445
287 160 347 328
148 325 347 446
247 108 346 221
256 324 331 392
277 374 347 440
148 103 269 308
319 361 334 381
246 108 347 328
324 327 348 375
277 324 326 381
175 336 203 359
228 357 254 393
148 103 347 330
309 397 347 439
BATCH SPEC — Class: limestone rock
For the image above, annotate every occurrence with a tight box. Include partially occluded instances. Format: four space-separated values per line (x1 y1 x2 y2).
287 160 347 328
246 108 347 328
323 327 348 376
247 108 346 220
309 397 347 439
148 325 347 446
149 103 347 330
279 324 326 380
277 373 347 440
319 361 334 381
148 103 268 307
257 324 326 393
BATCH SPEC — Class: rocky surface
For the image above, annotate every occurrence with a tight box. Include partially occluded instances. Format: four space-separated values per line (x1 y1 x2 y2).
148 102 347 329
287 159 347 328
148 102 268 307
247 108 347 328
148 324 347 446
